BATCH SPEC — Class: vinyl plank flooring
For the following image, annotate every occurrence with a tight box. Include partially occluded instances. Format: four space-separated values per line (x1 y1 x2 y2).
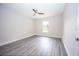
0 35 67 56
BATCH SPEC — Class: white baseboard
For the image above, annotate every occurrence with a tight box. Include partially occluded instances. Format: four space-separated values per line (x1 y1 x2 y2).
35 34 62 39
62 40 70 56
0 34 35 46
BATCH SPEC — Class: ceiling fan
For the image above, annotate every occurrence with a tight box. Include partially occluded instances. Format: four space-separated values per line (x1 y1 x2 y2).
32 9 44 16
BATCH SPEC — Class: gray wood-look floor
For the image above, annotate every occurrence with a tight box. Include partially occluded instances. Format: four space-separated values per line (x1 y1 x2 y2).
0 35 67 56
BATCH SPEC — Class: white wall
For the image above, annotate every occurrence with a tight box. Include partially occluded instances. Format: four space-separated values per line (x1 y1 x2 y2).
76 4 79 39
76 4 79 56
0 6 34 46
35 15 63 38
62 4 79 56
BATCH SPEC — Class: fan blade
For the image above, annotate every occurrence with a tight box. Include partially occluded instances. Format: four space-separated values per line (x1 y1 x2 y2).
32 9 37 13
38 13 44 15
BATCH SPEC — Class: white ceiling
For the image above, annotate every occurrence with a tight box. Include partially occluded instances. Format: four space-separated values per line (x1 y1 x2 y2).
1 3 66 19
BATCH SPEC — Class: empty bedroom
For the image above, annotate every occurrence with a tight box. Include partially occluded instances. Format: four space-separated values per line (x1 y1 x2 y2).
0 3 79 56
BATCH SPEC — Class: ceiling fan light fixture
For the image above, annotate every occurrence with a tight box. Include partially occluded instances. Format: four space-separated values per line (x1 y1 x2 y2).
32 9 44 16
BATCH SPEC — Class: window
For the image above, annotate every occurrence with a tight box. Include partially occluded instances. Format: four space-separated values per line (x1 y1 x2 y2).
42 21 49 33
